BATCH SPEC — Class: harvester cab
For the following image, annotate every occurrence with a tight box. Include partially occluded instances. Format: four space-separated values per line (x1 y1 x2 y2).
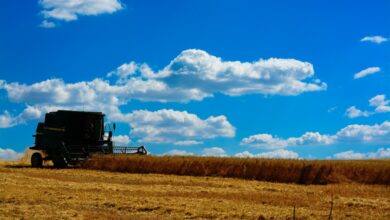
30 110 147 168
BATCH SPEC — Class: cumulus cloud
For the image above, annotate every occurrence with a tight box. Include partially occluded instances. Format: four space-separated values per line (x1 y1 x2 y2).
0 148 23 160
254 149 299 159
369 95 390 113
287 132 335 146
162 148 299 158
112 135 131 146
107 61 138 83
240 134 288 149
202 147 227 157
0 49 325 104
39 0 123 26
163 149 194 156
173 140 203 146
335 121 390 143
234 151 254 158
345 94 390 118
2 79 108 105
0 111 15 128
366 148 390 158
334 148 390 159
353 67 380 79
234 149 299 159
112 109 235 144
360 36 388 44
1 77 206 105
241 121 390 149
0 106 43 128
333 150 365 159
240 132 334 149
142 49 326 96
345 106 370 118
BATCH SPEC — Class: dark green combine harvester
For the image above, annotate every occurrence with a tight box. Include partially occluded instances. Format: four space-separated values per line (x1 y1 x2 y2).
30 110 147 168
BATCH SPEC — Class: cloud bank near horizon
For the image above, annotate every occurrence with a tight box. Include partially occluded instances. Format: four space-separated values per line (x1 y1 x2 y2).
241 121 390 149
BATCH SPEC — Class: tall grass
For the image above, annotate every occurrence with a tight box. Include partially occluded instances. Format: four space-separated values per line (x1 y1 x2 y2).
81 155 390 185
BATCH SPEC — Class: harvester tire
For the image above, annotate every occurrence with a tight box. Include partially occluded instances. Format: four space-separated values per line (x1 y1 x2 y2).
52 155 68 168
31 152 43 168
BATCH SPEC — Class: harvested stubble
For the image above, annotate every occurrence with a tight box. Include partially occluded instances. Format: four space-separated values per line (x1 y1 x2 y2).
82 155 390 185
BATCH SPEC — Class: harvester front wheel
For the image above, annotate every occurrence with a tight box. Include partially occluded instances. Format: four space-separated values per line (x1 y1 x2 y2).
31 152 43 168
52 154 68 168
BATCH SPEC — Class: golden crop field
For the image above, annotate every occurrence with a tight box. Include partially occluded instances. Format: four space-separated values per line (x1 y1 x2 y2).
1 158 390 219
83 155 390 185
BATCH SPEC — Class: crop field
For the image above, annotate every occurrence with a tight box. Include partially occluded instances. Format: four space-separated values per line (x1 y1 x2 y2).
83 155 390 185
1 157 390 219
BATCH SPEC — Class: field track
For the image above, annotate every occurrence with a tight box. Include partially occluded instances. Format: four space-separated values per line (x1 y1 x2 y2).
1 160 390 219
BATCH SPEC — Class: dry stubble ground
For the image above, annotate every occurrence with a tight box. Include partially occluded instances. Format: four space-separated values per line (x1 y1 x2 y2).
0 161 390 220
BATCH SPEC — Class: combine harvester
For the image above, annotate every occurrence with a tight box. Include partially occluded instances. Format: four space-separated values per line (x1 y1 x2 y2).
30 110 147 168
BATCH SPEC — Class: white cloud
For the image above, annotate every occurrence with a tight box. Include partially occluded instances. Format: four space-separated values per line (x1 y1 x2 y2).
0 49 326 105
345 94 390 118
345 106 370 118
142 49 326 96
39 0 123 26
335 121 390 143
234 149 299 159
40 20 56 28
353 67 380 79
369 95 390 113
0 106 43 128
241 121 390 148
360 36 388 44
113 109 235 144
107 61 138 83
112 135 131 146
333 150 365 159
240 132 334 149
0 111 15 128
0 77 202 128
173 140 203 146
202 147 227 157
0 148 23 160
366 148 390 158
334 148 390 159
163 149 194 156
240 134 288 149
287 132 335 146
255 149 299 159
234 150 254 158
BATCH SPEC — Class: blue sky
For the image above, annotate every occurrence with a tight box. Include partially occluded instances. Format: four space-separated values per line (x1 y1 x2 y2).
0 0 389 160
